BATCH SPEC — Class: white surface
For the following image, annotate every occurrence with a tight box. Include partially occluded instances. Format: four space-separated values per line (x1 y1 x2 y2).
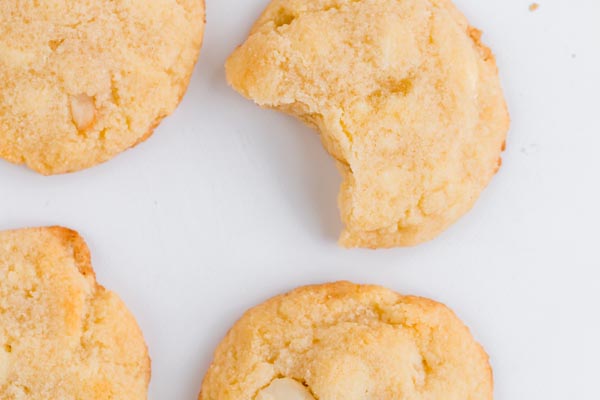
1 0 599 398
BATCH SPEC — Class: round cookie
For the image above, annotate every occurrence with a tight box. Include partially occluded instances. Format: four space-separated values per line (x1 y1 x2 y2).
226 0 509 248
0 0 205 175
0 227 150 398
199 282 492 400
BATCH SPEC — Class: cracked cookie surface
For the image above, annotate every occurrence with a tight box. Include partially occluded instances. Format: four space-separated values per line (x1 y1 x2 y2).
226 0 509 248
0 227 150 399
0 0 205 174
199 282 492 400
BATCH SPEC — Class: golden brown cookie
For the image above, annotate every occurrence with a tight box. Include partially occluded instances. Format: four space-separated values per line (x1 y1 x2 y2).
0 227 150 398
199 282 492 400
226 0 509 248
0 1 205 175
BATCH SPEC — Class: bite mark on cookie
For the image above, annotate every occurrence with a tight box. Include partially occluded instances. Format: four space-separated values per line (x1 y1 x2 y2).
226 0 510 248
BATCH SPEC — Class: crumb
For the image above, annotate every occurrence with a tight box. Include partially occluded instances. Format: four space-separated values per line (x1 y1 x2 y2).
529 3 539 12
521 144 539 155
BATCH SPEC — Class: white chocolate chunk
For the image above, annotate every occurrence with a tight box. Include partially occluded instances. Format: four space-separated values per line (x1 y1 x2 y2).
256 378 315 400
70 94 96 131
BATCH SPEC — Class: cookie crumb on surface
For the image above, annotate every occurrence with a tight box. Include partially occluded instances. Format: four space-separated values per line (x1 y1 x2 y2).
529 3 539 11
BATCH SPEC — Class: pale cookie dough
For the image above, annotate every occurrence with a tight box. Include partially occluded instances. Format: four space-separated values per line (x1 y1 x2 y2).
199 282 493 400
0 227 150 399
0 0 205 174
226 0 509 248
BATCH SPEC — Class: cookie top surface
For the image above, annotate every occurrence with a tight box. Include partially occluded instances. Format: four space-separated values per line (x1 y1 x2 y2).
0 227 150 399
199 282 492 400
0 0 205 175
226 0 509 248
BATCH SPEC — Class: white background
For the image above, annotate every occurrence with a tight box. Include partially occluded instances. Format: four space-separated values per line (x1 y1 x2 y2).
2 0 599 398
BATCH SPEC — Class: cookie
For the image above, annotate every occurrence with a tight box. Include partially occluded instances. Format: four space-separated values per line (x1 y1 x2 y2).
199 282 492 400
226 0 509 248
0 0 205 175
0 227 150 398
